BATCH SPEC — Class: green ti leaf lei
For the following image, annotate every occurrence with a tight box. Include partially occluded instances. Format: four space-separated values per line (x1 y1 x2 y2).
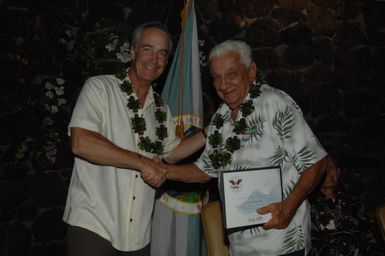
208 75 263 169
117 69 167 155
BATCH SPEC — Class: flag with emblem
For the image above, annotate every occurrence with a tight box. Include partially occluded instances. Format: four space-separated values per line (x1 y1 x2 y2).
161 0 203 138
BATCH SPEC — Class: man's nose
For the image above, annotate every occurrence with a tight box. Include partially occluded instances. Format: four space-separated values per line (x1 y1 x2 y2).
150 53 158 63
220 77 230 90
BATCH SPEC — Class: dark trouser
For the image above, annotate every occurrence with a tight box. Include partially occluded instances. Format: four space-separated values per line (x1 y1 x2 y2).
280 249 305 256
66 225 151 256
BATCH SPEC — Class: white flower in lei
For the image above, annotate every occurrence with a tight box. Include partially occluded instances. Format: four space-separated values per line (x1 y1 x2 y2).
116 68 168 155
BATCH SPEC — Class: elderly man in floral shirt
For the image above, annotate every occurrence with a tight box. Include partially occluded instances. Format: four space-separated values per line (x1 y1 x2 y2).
159 40 329 256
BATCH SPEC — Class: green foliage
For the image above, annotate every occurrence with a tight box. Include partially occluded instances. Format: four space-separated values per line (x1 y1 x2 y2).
152 141 164 155
225 136 241 153
272 107 295 140
120 80 133 95
270 146 287 167
208 130 222 147
116 68 128 80
240 99 254 117
155 109 167 122
281 225 305 253
127 96 140 111
138 137 152 152
250 73 263 98
211 113 224 129
156 126 168 139
292 147 316 172
208 150 232 169
138 137 164 155
154 93 164 106
233 118 248 134
131 114 146 133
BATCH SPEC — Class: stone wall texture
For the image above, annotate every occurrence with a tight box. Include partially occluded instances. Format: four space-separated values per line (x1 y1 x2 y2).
1 0 385 255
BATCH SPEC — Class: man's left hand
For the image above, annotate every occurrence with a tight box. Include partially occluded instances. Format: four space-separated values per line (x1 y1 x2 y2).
257 200 296 230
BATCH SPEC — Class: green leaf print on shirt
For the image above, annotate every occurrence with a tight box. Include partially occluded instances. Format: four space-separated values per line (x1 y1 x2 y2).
283 180 296 199
292 146 316 172
273 106 295 140
244 225 264 235
281 224 305 254
270 146 288 167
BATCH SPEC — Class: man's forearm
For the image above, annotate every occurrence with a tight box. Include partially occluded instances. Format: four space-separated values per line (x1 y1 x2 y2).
165 128 207 164
284 155 328 213
71 127 145 171
166 163 212 183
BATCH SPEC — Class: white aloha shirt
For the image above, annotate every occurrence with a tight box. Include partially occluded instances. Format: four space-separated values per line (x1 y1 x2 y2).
63 75 180 251
195 84 327 256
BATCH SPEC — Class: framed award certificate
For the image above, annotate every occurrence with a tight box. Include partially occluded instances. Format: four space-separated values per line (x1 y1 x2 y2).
219 166 283 231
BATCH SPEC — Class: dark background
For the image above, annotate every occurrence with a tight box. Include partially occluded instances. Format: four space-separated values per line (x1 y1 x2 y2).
1 0 385 255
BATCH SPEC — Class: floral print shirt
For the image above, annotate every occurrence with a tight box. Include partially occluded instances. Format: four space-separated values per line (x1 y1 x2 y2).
195 84 327 256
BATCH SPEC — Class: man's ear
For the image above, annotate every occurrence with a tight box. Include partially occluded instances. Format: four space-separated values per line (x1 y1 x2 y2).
130 47 136 60
249 62 257 80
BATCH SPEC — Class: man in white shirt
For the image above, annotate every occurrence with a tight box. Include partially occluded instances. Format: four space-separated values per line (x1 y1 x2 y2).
63 21 179 256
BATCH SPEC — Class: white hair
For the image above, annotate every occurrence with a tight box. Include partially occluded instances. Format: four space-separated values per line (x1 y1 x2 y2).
209 40 252 67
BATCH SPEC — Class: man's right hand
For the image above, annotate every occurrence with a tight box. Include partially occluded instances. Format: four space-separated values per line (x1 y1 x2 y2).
140 157 167 188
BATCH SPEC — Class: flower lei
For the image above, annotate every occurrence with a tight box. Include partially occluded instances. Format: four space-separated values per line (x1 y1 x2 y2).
208 76 264 169
116 69 168 155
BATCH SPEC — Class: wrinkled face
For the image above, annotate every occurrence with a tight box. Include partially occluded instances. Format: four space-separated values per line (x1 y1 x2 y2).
210 51 256 110
130 28 170 83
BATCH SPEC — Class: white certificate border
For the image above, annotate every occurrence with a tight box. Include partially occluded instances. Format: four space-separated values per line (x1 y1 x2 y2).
219 166 283 231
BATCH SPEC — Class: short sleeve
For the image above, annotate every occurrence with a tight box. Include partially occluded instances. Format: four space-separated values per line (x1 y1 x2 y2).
68 77 107 135
266 91 327 173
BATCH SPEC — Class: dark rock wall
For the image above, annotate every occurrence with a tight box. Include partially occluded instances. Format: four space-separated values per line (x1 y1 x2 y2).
196 0 385 166
0 0 384 255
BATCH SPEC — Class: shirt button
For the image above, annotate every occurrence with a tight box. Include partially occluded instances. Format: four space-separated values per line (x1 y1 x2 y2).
133 196 136 200
130 218 133 222
135 174 138 178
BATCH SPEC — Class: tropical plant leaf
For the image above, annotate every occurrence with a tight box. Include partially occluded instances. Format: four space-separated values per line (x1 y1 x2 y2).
273 107 294 140
225 136 241 153
283 180 296 199
155 126 168 139
155 109 167 122
201 155 218 175
281 224 305 253
292 146 316 172
244 226 263 235
233 117 248 134
208 130 222 147
212 113 224 129
240 99 254 117
230 164 249 171
270 146 287 166
152 140 164 155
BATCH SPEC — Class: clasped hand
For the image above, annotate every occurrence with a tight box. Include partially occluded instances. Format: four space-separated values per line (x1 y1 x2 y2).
140 157 167 188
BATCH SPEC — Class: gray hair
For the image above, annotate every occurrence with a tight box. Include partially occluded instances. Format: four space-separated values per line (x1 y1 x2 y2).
209 40 252 68
131 21 173 56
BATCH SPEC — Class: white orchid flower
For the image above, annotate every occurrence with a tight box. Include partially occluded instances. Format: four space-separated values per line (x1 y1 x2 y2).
55 86 65 96
45 81 54 90
56 78 65 85
45 91 55 99
58 98 67 106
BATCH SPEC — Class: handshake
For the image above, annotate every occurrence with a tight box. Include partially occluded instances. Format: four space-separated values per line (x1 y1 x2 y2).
140 156 168 188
